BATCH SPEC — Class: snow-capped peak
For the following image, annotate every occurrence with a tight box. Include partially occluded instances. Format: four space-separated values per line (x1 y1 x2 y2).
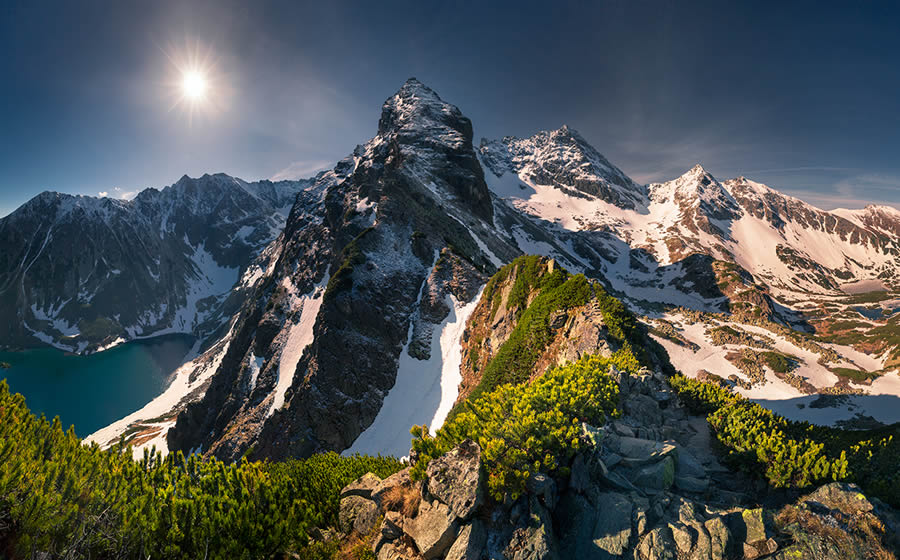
376 77 470 148
479 126 646 210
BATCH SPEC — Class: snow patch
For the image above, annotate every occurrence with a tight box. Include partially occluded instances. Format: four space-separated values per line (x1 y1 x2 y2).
268 275 328 417
345 287 482 458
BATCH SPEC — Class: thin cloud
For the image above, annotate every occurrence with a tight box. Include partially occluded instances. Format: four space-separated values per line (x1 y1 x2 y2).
98 191 109 197
113 187 138 200
270 159 333 181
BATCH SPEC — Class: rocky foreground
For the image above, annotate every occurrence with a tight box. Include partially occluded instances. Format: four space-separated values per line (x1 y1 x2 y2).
336 367 899 559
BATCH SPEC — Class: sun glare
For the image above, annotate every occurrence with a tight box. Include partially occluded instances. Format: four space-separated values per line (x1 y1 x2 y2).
182 70 207 100
164 40 222 125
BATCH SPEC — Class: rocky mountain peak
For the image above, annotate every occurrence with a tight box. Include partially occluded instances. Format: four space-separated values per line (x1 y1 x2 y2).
377 77 471 143
374 78 492 222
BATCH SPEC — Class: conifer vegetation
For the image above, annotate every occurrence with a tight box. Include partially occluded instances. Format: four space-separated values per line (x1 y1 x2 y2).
410 351 635 500
0 379 401 559
668 372 900 507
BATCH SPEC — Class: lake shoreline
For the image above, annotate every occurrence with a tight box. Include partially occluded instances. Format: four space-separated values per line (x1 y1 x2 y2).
0 333 196 437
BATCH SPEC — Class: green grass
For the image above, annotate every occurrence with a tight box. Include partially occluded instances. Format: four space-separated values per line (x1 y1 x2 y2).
829 367 881 383
760 351 798 374
843 291 894 305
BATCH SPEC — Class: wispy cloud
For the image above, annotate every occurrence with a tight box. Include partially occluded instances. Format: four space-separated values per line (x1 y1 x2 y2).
98 191 109 197
776 173 900 210
270 159 333 181
113 186 138 200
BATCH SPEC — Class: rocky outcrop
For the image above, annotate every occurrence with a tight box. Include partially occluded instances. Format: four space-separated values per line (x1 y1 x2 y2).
333 366 899 560
457 256 618 405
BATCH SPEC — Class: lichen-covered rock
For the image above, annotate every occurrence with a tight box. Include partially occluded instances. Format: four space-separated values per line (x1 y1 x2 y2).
339 495 379 535
734 508 768 544
405 499 460 560
504 497 559 560
636 525 677 560
772 484 898 560
341 472 383 500
803 482 874 515
704 516 734 559
425 439 484 520
376 541 421 560
630 456 676 492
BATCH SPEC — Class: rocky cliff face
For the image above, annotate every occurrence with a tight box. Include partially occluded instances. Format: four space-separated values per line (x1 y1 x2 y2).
0 173 309 352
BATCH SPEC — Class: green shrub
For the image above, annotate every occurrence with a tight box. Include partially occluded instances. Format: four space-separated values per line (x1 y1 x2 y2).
0 379 402 559
410 352 632 500
667 372 899 506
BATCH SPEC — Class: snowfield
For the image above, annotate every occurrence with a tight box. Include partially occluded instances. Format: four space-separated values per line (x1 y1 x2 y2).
345 289 482 459
650 312 900 427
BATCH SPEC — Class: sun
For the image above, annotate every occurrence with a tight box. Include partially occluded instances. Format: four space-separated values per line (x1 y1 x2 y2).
163 40 223 124
181 70 208 101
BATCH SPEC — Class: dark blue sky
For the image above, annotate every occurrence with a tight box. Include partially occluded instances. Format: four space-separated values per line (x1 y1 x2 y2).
2 1 899 217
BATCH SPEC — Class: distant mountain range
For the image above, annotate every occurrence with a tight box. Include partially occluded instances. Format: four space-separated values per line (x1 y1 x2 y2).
2 78 897 461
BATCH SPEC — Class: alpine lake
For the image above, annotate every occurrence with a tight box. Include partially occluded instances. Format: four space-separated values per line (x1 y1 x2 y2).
0 334 194 437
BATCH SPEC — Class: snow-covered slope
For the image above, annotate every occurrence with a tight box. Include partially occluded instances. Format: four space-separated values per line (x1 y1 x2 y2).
480 136 898 298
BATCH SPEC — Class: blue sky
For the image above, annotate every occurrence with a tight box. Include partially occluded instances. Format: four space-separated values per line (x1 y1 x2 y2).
1 1 899 217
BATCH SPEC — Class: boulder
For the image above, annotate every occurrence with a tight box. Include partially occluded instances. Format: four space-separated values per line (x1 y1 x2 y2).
426 439 484 520
569 453 591 494
612 436 677 467
675 448 707 479
341 472 383 500
405 499 460 560
592 491 633 557
557 491 633 559
377 541 420 560
704 516 734 560
675 475 709 493
339 495 379 535
635 525 677 560
504 497 558 560
610 420 635 437
623 393 663 425
372 468 414 506
630 456 675 493
527 473 558 509
803 482 874 516
728 508 768 544
445 519 487 560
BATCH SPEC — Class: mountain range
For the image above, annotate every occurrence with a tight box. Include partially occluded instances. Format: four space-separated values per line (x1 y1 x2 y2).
2 78 898 463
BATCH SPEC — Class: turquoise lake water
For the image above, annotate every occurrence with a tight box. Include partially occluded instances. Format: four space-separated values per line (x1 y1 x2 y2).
0 335 194 437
